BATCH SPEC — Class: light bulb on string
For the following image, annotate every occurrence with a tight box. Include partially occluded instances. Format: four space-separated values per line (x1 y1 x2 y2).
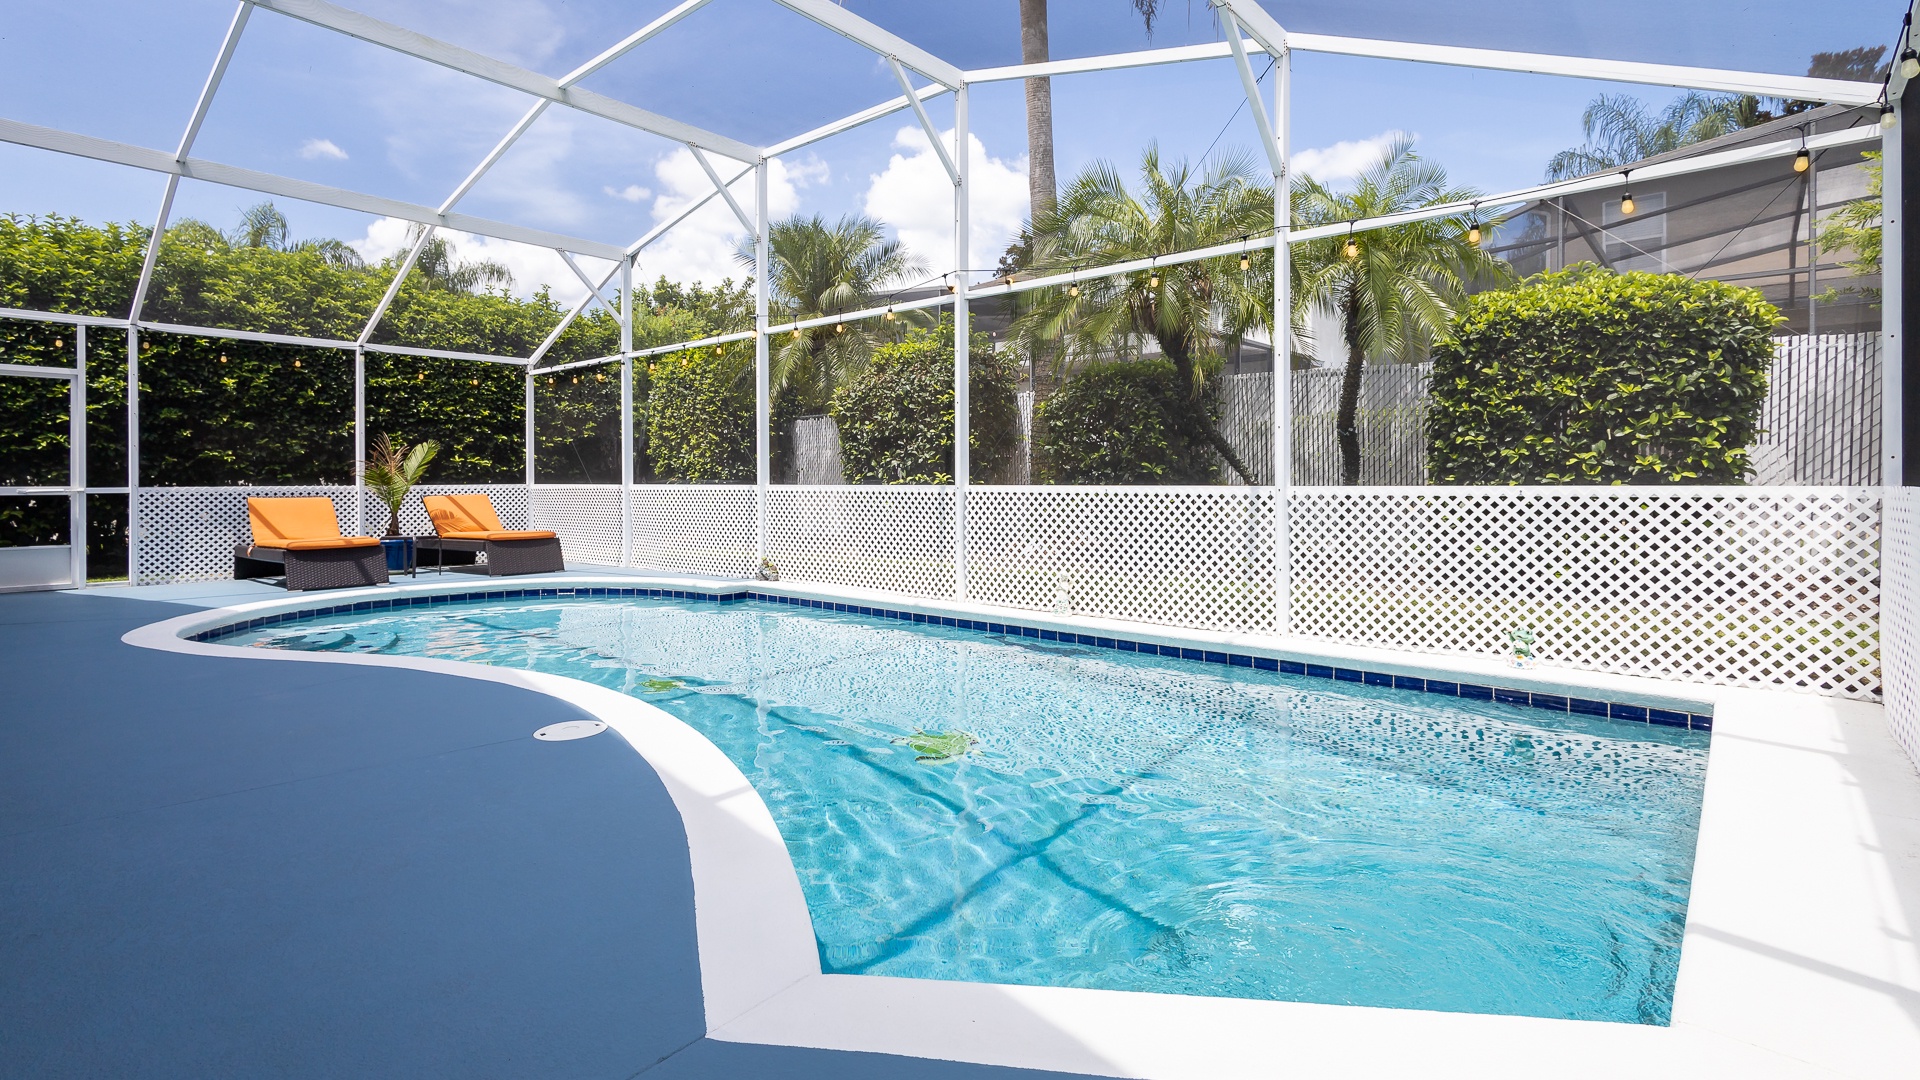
1618 170 1635 216
218 354 227 364
1468 222 1482 246
1793 148 1811 173
884 306 895 321
1903 49 1920 80
1883 106 1899 130
53 338 63 349
292 359 301 368
835 321 845 334
1343 225 1358 260
1148 261 1160 289
1240 253 1251 272
792 327 801 339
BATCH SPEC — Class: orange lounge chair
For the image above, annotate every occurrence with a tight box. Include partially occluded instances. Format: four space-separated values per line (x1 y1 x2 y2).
234 497 388 591
420 494 564 576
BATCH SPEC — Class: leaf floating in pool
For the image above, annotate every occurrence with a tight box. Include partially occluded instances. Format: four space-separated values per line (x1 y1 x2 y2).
641 677 684 692
901 730 976 763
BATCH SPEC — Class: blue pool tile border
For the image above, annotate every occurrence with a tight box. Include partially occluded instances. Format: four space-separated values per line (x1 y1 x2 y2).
192 584 1712 732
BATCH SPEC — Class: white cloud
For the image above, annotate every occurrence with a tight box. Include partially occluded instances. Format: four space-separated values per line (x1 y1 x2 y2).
635 150 824 287
604 183 652 203
1292 131 1412 183
299 138 348 161
349 216 616 303
863 126 1027 278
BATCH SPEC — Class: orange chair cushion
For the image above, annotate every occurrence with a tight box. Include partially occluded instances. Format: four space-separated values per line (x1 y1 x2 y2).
247 497 373 549
440 529 559 542
423 494 506 536
284 536 380 550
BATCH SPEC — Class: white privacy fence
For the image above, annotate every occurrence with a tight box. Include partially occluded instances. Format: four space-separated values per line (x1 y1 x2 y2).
133 484 530 585
132 481 1887 703
531 482 1881 701
1884 488 1920 762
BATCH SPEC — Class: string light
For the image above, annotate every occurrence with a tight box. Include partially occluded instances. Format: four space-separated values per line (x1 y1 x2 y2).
1883 105 1899 130
418 372 425 381
792 327 801 338
1240 252 1251 272
1343 223 1358 260
1068 282 1079 297
218 354 228 364
1466 202 1482 247
1792 128 1810 174
596 372 606 382
1148 260 1160 289
53 338 63 349
292 359 301 368
835 320 846 334
884 305 895 321
1903 48 1920 80
470 378 478 386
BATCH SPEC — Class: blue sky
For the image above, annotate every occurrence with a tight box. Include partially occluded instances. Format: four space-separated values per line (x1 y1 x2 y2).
0 0 1907 305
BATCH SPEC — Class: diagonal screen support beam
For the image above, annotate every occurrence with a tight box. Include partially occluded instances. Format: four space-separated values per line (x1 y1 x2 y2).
768 0 963 90
559 251 618 310
890 58 957 183
357 1 717 346
249 0 758 161
691 147 755 233
1218 7 1283 178
0 119 629 260
129 0 253 323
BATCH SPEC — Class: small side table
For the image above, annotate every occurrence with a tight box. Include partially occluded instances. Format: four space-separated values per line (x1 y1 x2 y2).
379 536 416 577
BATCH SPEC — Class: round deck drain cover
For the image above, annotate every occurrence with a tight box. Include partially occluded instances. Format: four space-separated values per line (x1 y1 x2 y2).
534 720 607 741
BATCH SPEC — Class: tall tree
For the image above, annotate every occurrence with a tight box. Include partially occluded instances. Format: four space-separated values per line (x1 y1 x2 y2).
1011 145 1276 484
1015 1 1169 229
1545 92 1758 180
737 213 925 412
1294 138 1509 484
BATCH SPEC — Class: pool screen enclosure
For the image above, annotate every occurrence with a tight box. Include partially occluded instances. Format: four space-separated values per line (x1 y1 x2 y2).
3 0 1918 765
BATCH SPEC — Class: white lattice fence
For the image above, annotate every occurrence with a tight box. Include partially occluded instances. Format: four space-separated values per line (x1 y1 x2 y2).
1883 488 1920 763
968 487 1276 633
135 486 358 584
630 485 757 577
1290 487 1881 699
369 484 530 536
766 486 954 597
529 485 624 565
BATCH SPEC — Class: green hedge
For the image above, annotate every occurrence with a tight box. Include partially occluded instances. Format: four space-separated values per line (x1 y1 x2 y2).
646 345 754 482
1035 358 1222 484
1427 267 1778 484
830 320 1019 484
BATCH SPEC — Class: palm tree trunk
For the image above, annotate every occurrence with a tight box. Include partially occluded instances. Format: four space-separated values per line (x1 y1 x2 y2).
1336 291 1364 486
1159 335 1258 485
1019 0 1056 219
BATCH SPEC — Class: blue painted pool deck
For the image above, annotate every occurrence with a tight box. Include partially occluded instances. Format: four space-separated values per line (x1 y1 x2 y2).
0 584 1105 1080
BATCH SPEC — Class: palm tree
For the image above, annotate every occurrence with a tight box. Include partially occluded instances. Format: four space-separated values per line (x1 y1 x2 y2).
1011 145 1276 484
735 214 924 411
1015 1 1167 222
360 433 439 537
228 201 364 268
398 224 512 293
1294 138 1509 485
1545 92 1758 181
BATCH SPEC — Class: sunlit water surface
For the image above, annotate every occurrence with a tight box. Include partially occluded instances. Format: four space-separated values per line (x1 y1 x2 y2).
225 596 1709 1023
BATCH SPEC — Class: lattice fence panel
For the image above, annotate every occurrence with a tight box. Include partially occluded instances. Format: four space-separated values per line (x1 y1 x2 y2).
135 486 358 584
366 484 530 537
766 486 954 598
630 485 758 577
1290 487 1881 699
1883 488 1920 763
969 487 1276 633
529 485 624 566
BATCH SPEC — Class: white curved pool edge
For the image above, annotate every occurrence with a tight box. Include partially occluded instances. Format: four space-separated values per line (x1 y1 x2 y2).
120 576 1919 1080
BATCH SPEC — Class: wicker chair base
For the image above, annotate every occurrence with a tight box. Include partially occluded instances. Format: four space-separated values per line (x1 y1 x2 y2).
234 544 389 591
422 536 564 576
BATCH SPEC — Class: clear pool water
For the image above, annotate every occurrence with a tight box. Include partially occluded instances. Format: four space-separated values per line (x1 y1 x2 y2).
224 595 1709 1024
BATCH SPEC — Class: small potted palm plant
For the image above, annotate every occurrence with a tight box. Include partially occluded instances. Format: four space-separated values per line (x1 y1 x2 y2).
361 433 440 538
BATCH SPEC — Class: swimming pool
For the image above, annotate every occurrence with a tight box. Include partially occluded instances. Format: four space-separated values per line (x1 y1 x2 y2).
220 592 1709 1024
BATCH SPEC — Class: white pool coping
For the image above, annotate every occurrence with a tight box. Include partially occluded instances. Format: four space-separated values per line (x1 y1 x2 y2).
116 573 1920 1079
